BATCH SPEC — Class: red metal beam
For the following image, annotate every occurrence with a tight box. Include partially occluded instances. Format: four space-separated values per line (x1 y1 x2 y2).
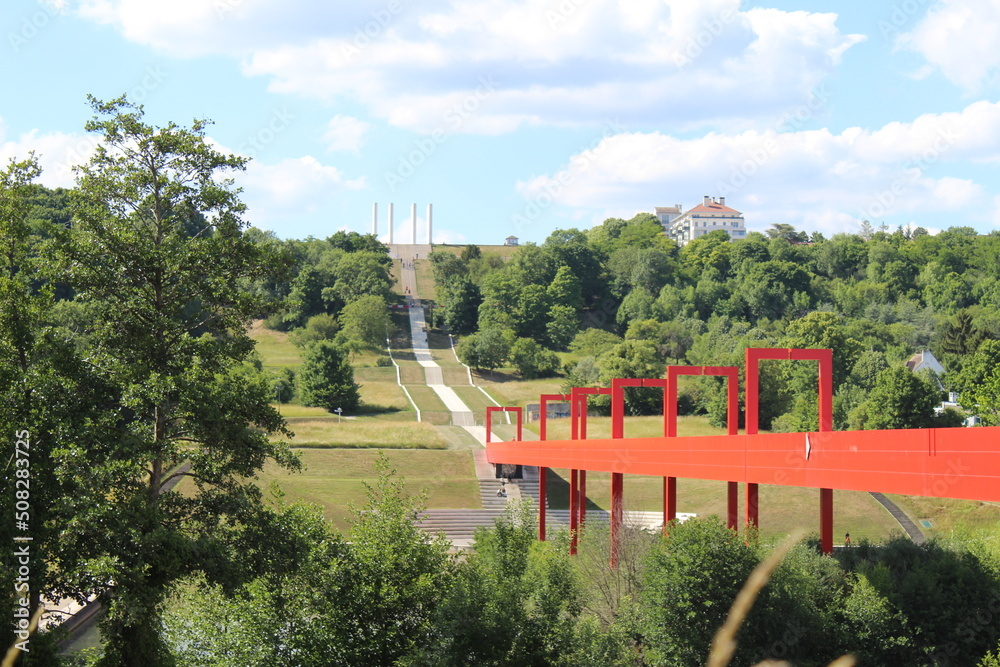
486 426 1000 502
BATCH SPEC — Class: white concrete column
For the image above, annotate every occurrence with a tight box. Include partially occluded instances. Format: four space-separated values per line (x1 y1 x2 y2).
388 203 394 244
372 202 377 236
410 203 417 244
426 203 433 245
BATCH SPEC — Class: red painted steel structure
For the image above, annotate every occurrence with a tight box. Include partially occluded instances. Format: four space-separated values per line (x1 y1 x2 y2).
537 394 571 541
666 366 740 528
486 348 1000 563
485 406 522 443
745 349 834 552
569 387 611 554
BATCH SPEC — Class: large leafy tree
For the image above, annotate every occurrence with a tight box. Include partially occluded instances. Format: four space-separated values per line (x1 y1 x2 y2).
298 340 361 412
52 96 297 666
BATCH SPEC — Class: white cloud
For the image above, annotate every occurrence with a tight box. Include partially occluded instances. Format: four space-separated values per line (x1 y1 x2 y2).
237 155 365 230
516 101 1000 235
0 122 97 188
323 115 371 154
78 0 863 134
898 0 1000 92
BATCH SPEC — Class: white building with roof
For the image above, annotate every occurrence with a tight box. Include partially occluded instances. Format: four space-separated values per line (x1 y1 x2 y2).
659 196 746 246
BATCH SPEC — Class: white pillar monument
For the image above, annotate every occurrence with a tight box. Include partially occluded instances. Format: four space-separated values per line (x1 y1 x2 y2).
426 203 433 245
410 203 417 244
387 202 394 244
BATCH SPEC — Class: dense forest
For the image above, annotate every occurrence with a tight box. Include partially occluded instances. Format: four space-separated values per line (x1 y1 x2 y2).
3 99 1000 666
425 215 1000 432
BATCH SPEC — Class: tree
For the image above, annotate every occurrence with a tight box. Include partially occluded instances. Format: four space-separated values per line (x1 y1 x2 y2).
299 340 361 412
547 265 584 313
325 251 393 308
460 243 482 262
288 312 339 347
861 367 939 430
439 276 481 334
955 340 1000 426
339 294 391 348
456 328 511 372
545 304 578 350
52 96 297 666
510 338 560 379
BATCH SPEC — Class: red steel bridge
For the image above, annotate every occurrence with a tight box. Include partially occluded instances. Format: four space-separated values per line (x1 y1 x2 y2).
485 348 1000 567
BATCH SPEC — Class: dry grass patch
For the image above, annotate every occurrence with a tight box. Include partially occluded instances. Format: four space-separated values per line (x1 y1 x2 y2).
249 320 301 369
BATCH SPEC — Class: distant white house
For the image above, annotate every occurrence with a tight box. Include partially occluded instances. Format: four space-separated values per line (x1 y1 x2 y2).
504 235 519 246
658 196 746 246
905 350 945 376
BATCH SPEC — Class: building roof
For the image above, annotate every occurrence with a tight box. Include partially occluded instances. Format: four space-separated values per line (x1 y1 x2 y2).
905 350 945 374
687 201 742 215
655 206 681 214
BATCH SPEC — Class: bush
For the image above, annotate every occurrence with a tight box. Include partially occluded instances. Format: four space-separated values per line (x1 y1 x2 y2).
289 312 339 348
510 338 560 379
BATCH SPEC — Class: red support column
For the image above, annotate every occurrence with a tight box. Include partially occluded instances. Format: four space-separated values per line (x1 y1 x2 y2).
820 487 833 554
664 476 677 525
744 352 761 531
579 471 587 528
610 378 638 569
727 481 739 529
746 481 759 531
610 472 623 568
569 468 578 555
538 467 547 541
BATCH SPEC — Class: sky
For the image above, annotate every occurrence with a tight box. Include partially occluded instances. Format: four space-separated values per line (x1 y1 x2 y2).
2 0 1000 245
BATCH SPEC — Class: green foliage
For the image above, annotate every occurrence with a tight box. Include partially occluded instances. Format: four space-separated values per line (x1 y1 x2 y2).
288 312 339 347
298 340 360 412
164 458 451 666
641 519 758 666
956 339 1000 425
438 276 481 334
409 503 582 666
456 328 512 371
339 294 391 348
44 96 303 667
510 337 560 379
861 366 939 430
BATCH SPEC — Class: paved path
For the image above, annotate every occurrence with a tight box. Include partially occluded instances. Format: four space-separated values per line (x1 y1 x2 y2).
396 246 483 437
870 492 927 544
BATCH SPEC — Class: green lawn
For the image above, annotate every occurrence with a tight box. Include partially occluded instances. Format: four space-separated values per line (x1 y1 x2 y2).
476 373 565 407
886 495 1000 538
540 471 899 543
250 321 301 369
277 418 446 449
255 449 479 531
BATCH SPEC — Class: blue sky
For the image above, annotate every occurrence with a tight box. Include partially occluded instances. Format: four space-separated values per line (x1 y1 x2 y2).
2 0 1000 244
